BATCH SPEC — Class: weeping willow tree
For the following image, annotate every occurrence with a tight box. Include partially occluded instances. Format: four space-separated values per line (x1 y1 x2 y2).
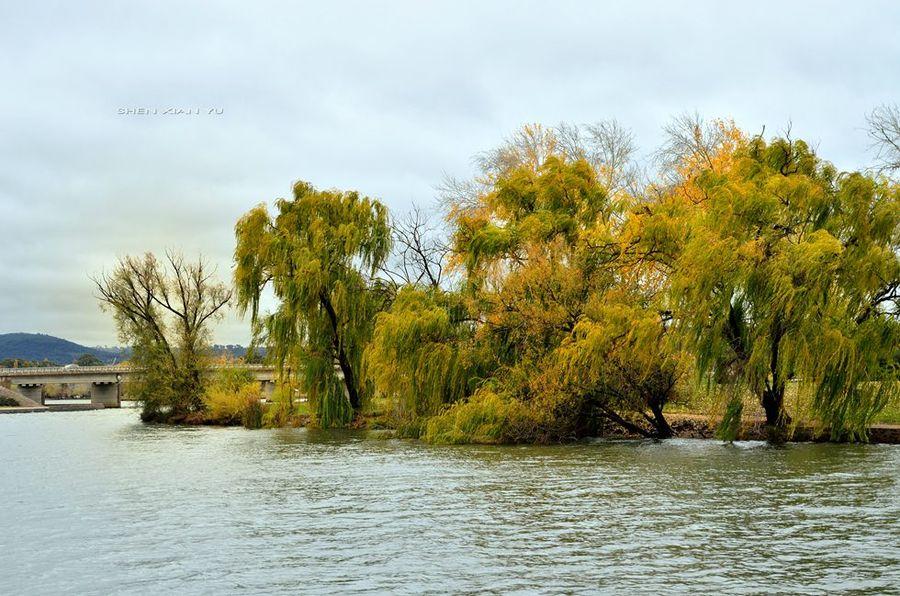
556 296 681 439
365 287 488 417
666 133 899 439
435 134 685 439
234 181 391 427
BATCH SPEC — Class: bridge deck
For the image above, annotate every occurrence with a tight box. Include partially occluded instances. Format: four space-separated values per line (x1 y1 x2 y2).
0 364 275 377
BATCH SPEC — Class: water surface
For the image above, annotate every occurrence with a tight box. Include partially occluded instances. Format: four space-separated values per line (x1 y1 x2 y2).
1 409 898 594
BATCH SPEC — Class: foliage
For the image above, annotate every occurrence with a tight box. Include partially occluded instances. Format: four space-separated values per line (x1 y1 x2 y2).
716 396 744 442
233 117 899 443
421 391 546 444
557 298 681 438
94 252 231 421
366 287 487 418
202 368 264 428
75 353 104 366
441 136 681 440
234 181 391 427
662 133 899 439
0 358 59 368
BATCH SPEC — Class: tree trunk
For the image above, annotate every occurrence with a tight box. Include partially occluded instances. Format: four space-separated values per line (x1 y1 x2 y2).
762 318 791 438
319 291 361 410
599 405 653 438
648 399 674 439
762 385 791 428
334 337 361 410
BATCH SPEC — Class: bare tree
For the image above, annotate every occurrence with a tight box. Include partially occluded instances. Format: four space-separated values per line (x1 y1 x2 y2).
474 123 560 178
436 173 484 216
93 251 231 419
380 206 453 290
867 104 900 173
654 112 731 183
557 119 641 194
439 120 643 217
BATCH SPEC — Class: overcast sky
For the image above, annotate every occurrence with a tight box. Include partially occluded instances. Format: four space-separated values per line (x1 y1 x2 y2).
1 1 897 346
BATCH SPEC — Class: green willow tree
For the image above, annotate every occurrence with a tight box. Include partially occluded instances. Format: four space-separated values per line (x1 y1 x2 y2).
667 134 899 439
366 288 483 417
234 181 391 426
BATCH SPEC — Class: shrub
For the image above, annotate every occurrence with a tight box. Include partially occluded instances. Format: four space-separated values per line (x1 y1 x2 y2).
422 390 545 444
203 369 263 427
261 385 309 428
242 398 264 429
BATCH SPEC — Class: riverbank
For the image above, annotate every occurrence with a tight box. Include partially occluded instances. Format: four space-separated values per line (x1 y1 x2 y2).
0 385 49 413
4 391 899 443
653 414 900 444
169 407 900 444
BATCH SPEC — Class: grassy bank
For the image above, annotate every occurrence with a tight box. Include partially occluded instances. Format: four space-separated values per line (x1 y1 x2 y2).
139 371 899 443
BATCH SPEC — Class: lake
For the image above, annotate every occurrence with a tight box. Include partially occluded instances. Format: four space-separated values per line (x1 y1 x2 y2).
1 408 898 594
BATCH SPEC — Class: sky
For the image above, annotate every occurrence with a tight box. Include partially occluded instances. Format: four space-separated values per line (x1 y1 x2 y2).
0 0 897 346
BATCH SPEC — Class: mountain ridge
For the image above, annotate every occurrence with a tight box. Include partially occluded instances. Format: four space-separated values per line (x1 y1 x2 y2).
0 333 252 365
0 333 122 364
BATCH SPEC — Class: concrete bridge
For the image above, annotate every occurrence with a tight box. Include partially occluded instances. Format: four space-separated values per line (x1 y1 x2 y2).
0 365 276 408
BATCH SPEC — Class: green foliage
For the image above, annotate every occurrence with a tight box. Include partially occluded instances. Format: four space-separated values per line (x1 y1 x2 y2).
75 353 103 367
716 396 744 442
665 134 900 438
242 398 264 429
422 391 545 444
231 122 898 443
444 141 680 440
234 181 391 427
0 358 60 368
202 368 263 427
366 287 486 417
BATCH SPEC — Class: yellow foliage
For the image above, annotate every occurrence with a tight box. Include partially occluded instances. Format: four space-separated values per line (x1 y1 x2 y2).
422 390 546 444
203 379 263 426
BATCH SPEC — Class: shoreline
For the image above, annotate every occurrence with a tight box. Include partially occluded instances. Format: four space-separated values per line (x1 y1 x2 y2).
2 403 899 444
652 413 900 444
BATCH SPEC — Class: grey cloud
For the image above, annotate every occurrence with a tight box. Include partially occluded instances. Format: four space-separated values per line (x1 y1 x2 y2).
1 0 897 345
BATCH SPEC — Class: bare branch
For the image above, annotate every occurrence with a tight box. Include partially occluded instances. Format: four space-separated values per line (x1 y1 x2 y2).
867 104 900 174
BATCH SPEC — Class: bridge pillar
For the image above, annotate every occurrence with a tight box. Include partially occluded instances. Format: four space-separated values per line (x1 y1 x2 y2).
91 382 120 408
260 380 276 400
16 383 43 405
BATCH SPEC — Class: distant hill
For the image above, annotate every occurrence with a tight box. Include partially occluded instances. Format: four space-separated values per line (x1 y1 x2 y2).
0 333 257 366
0 333 123 365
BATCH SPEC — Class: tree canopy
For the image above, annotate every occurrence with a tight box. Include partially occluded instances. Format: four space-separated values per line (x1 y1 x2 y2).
230 117 898 443
94 252 231 421
663 134 899 438
234 181 391 427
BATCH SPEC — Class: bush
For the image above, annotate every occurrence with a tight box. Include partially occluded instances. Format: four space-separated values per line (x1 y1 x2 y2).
0 396 19 407
203 369 264 427
242 398 264 429
259 385 310 428
422 391 545 444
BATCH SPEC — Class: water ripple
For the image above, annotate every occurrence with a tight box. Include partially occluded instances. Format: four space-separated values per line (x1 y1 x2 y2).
1 410 898 594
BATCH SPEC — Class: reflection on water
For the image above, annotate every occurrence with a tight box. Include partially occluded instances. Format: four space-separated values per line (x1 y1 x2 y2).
1 409 898 594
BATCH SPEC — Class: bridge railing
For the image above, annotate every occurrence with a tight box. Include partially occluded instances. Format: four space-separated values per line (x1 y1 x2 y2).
0 364 275 378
